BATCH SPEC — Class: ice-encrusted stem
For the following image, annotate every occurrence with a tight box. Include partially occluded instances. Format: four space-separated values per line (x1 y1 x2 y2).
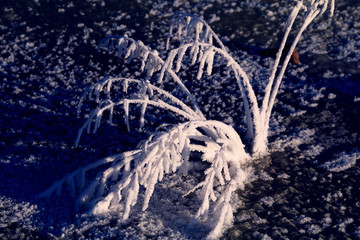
262 0 333 134
260 0 304 122
258 0 335 151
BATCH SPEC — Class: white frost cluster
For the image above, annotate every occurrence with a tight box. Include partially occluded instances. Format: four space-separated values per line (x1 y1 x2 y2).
39 1 336 238
39 120 250 239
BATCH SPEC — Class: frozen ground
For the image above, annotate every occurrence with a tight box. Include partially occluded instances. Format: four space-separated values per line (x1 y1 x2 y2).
1 0 359 239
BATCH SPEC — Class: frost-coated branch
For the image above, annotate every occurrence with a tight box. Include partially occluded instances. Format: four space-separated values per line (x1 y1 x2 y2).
260 0 304 121
40 3 336 238
40 120 250 240
99 36 205 119
36 151 139 199
168 40 265 152
261 0 336 134
91 120 250 233
78 77 200 119
166 13 227 52
207 166 248 239
75 76 206 147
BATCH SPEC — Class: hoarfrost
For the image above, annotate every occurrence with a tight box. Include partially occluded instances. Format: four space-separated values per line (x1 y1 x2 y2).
321 214 332 229
270 129 315 151
306 224 322 235
296 215 312 224
258 171 274 181
302 145 324 161
253 231 272 240
0 197 39 232
0 0 343 239
321 149 360 172
337 218 354 233
328 93 336 99
260 196 275 207
278 173 290 179
237 213 252 223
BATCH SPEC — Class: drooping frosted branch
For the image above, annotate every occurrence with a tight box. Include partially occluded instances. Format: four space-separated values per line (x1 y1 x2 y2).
41 120 250 239
99 36 205 119
166 13 227 52
36 151 140 199
172 41 265 150
75 87 205 147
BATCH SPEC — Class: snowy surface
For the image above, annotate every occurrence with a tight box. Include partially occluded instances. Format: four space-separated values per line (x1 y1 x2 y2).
1 0 360 239
321 149 360 172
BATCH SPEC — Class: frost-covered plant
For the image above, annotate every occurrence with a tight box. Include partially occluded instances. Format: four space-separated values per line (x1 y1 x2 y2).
39 1 335 239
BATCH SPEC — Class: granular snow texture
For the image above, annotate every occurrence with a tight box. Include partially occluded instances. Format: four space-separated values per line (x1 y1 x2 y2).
1 0 359 239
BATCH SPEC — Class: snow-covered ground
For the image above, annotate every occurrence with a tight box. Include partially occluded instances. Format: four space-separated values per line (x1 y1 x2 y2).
1 0 359 239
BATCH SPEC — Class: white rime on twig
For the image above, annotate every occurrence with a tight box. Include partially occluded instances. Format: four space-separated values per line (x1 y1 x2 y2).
98 35 205 119
40 1 335 239
40 120 250 240
166 13 227 51
75 77 204 147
